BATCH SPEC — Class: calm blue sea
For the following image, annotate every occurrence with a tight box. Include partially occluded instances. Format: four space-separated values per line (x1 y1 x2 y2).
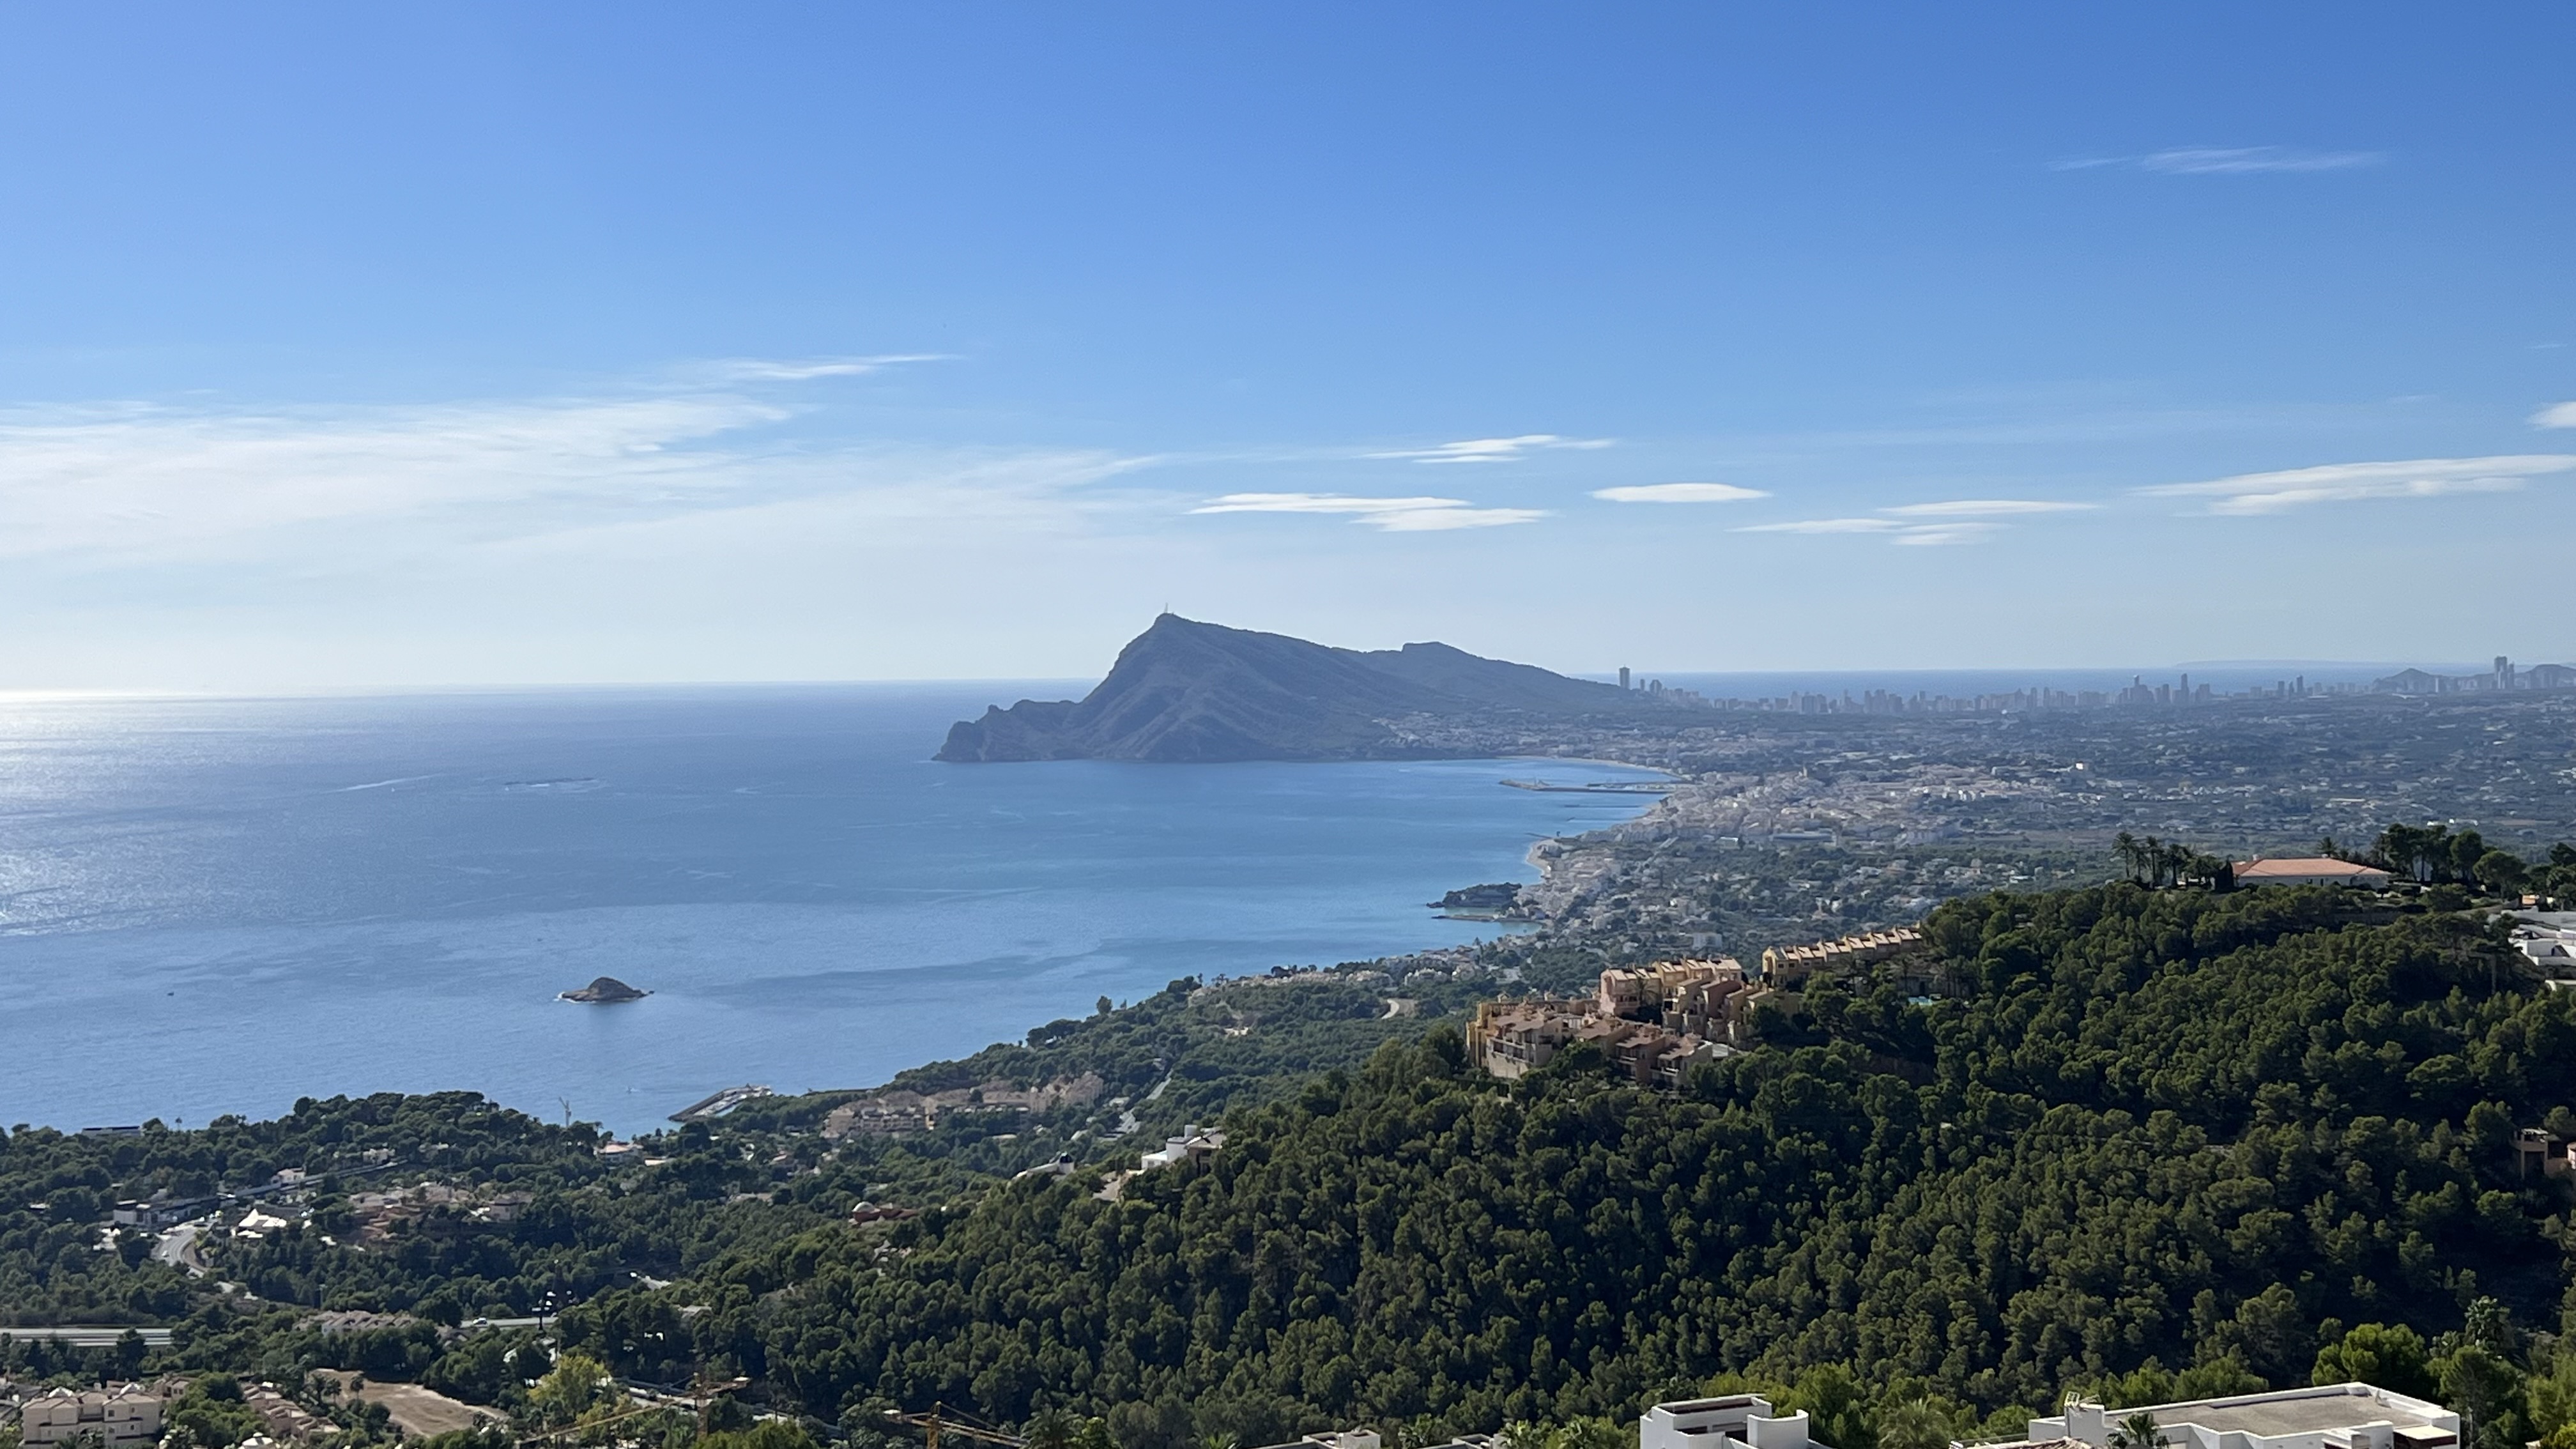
0 686 1655 1136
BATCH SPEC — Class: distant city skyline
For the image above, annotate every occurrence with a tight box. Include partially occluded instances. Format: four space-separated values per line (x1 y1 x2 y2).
0 6 2569 688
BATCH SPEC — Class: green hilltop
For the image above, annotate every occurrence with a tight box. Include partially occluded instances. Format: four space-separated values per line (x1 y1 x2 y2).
8 882 2576 1449
573 884 2573 1444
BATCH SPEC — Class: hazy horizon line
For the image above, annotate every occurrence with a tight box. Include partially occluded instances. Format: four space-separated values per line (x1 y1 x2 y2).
0 657 2545 703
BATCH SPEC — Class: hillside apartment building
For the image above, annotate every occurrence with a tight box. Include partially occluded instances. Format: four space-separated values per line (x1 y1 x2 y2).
17 1386 164 1449
1469 926 1946 1087
1468 957 1763 1089
1758 928 1922 987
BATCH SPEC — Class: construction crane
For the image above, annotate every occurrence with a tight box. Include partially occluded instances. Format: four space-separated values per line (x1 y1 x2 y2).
517 1375 752 1446
519 1400 684 1445
886 1404 1026 1449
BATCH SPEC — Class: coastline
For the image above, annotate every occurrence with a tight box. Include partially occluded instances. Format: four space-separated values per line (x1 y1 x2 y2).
1510 754 1683 779
0 712 1664 1137
1512 758 1681 921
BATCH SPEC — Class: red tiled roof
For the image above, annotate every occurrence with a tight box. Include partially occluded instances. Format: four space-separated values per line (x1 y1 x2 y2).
2233 857 2391 880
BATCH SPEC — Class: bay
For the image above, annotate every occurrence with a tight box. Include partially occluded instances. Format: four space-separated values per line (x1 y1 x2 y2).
0 685 1655 1135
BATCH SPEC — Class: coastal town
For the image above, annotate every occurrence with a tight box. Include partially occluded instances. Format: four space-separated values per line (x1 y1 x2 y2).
12 634 2576 1449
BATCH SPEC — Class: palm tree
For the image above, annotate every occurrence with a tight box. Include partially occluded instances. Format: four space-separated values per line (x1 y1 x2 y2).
1026 1412 1078 1449
1877 1398 1956 1449
2115 832 2142 884
2112 1414 2164 1449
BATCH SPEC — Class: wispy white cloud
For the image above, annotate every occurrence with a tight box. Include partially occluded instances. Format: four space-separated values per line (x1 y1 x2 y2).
2055 146 2380 176
1735 516 2005 546
1190 492 1544 531
2140 455 2576 515
2144 146 2380 174
1368 434 1613 464
1881 498 2096 518
1735 518 1905 535
2533 401 2576 428
1591 482 1769 504
0 390 1147 565
699 355 954 382
1890 523 2002 546
1373 505 1550 531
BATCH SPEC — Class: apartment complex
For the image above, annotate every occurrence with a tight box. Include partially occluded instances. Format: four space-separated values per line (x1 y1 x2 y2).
19 1386 164 1449
1758 928 1922 987
1596 958 1768 1042
1468 956 1767 1089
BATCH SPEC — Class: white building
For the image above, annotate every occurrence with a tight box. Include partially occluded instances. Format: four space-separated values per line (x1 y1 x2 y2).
1641 1395 1820 1449
20 1386 165 1449
1254 1434 1382 1449
2021 1383 2457 1449
2515 929 2576 972
1140 1124 1225 1171
1254 1431 1493 1449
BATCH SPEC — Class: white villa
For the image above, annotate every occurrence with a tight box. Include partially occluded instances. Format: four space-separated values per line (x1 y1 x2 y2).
2019 1383 2457 1449
1641 1395 1820 1449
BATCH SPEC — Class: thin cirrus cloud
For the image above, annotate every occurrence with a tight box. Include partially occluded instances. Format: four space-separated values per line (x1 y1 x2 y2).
1591 482 1769 504
1367 434 1613 464
1189 493 1545 531
1736 518 1905 535
2053 146 2380 175
0 383 1149 566
1731 497 2090 545
1731 518 1999 547
2138 455 2576 516
2533 401 2576 428
1880 499 2097 518
697 354 956 382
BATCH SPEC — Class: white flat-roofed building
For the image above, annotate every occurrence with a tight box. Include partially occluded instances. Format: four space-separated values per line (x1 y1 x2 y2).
1139 1125 1224 1171
1252 1430 1496 1449
2018 1383 2456 1449
2515 929 2576 972
1642 1394 1820 1449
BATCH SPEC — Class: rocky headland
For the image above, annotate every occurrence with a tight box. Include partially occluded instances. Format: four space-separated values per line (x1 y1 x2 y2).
936 613 1662 763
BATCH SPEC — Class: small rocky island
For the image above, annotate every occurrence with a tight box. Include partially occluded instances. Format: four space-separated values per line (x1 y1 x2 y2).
560 976 650 1004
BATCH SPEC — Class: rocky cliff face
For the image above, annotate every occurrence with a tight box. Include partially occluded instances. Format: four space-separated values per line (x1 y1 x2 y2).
936 615 1641 763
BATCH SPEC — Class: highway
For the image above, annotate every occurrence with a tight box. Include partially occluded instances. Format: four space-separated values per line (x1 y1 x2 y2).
1 1326 175 1347
152 1220 209 1275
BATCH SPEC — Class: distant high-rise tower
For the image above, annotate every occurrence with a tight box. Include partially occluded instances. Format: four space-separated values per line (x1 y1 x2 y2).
1619 666 1631 691
2498 656 2515 689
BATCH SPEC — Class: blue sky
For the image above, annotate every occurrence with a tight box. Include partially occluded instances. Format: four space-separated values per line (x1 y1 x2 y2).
0 4 2570 687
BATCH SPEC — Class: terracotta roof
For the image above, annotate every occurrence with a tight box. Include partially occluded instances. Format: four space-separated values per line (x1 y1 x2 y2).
2233 857 2391 880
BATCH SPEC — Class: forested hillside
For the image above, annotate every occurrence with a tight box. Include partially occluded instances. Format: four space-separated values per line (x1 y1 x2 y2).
560 886 2576 1446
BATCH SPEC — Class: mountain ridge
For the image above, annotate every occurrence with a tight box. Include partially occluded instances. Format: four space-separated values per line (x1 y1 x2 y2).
935 615 1643 763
